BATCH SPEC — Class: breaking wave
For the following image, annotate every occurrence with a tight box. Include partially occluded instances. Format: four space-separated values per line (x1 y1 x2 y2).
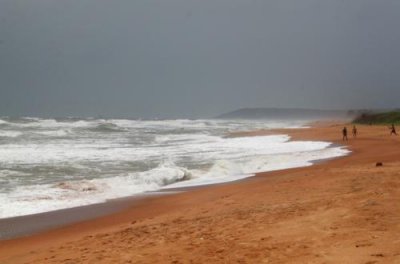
87 123 127 133
0 117 349 218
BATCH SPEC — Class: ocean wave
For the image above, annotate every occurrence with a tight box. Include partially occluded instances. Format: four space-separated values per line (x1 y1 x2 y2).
0 169 29 178
87 123 127 133
55 181 101 192
1 118 95 129
0 160 193 218
0 144 351 219
0 118 350 219
31 119 94 129
33 129 70 137
0 131 22 138
54 161 192 194
0 119 9 125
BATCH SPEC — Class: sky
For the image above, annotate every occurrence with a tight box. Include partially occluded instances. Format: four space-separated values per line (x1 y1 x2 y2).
1 0 400 119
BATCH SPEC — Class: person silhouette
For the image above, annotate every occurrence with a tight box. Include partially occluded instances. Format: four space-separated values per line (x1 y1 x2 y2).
342 127 348 141
352 125 357 138
389 124 397 136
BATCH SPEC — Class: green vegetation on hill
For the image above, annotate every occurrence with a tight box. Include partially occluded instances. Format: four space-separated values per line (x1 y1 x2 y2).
353 111 400 125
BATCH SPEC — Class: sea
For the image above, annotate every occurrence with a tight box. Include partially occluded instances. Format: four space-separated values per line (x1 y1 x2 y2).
0 117 349 219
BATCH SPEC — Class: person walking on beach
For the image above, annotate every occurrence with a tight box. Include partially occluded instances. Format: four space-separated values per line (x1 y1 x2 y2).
389 124 398 136
342 126 348 141
352 125 357 138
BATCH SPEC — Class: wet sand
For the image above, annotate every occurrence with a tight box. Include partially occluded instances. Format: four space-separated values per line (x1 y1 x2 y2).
0 191 182 240
1 122 400 263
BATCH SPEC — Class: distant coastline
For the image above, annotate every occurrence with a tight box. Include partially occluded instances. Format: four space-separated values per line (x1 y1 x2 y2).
216 107 356 120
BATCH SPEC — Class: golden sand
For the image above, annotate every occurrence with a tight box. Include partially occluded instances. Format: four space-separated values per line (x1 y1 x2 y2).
1 122 400 263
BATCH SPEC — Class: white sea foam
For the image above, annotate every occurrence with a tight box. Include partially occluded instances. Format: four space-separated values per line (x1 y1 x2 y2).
0 131 22 138
0 118 349 218
34 130 70 137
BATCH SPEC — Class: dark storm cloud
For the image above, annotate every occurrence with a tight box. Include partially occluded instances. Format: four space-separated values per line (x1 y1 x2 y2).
1 0 400 118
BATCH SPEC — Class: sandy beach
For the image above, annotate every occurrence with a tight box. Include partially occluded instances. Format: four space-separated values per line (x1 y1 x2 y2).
1 122 400 263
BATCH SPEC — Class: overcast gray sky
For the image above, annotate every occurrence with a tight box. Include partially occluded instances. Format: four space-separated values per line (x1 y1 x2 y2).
1 0 400 118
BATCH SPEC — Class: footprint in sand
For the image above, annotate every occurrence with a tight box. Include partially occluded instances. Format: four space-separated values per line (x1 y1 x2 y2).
355 242 373 248
355 238 374 247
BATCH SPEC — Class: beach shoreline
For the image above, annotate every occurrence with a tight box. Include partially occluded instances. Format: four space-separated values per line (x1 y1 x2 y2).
0 121 343 240
1 122 400 263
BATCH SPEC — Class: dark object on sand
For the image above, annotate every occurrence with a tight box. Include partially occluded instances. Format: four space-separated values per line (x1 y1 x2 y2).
352 125 357 138
389 124 398 136
342 127 348 141
376 162 383 167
